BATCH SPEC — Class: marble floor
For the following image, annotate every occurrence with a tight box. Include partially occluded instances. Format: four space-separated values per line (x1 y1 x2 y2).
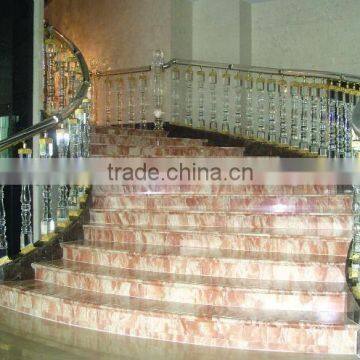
0 307 357 360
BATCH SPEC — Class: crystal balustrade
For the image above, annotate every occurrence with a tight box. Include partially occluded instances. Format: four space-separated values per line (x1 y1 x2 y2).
0 24 91 263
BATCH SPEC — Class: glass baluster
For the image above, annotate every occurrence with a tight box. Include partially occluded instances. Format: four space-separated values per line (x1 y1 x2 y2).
244 74 254 137
344 84 353 158
81 98 91 158
278 78 288 144
39 132 55 240
267 78 277 142
185 66 193 127
256 76 266 139
222 71 230 133
328 82 337 158
128 75 137 128
116 78 125 127
153 50 164 130
171 66 181 125
57 49 67 109
68 117 81 216
209 69 218 130
56 123 70 227
290 81 300 147
299 79 310 150
233 72 242 135
139 73 148 129
0 185 6 251
18 143 32 249
309 82 320 153
75 107 87 201
336 82 346 158
67 56 77 102
44 38 57 113
105 77 112 126
197 68 206 129
319 81 328 157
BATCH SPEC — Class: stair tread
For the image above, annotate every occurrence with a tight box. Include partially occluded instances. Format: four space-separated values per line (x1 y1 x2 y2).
89 208 353 216
62 240 347 265
1 280 355 328
84 223 352 240
34 259 348 294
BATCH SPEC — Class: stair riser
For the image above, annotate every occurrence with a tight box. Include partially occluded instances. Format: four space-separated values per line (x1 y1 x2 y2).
91 195 352 213
92 185 338 196
62 246 346 282
90 144 244 157
0 286 356 354
83 227 350 256
90 134 204 146
34 266 347 312
89 211 353 230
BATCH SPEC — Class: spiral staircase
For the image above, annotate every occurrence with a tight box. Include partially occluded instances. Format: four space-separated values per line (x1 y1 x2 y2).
0 26 360 358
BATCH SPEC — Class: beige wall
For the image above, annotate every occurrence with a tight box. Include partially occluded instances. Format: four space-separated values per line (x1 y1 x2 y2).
251 0 360 75
46 0 172 71
192 0 251 64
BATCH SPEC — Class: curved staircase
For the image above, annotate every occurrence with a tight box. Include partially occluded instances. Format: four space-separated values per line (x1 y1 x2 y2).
0 127 358 356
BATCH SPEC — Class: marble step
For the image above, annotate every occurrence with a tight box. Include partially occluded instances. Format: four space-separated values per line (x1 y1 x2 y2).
33 259 348 312
91 194 352 213
0 281 357 354
61 241 347 282
92 185 339 196
89 208 353 230
91 127 167 137
2 308 356 360
83 224 351 256
90 144 245 157
90 133 206 146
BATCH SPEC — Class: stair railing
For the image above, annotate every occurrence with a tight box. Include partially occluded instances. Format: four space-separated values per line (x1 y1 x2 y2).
0 25 91 263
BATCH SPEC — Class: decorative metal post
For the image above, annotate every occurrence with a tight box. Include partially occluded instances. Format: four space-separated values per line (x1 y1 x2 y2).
153 50 164 130
244 74 254 137
44 38 57 113
18 143 33 248
39 132 55 240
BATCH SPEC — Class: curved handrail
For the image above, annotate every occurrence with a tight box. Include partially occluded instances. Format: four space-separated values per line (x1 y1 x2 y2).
0 26 91 153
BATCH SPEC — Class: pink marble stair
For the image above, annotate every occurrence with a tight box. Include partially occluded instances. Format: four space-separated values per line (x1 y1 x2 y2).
90 133 206 146
91 194 352 213
92 184 339 196
89 208 353 230
33 259 347 312
61 241 347 283
0 280 357 354
90 144 244 157
83 224 351 256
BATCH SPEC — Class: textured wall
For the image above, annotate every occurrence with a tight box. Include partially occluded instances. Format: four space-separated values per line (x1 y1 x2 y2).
45 0 172 71
251 0 360 75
